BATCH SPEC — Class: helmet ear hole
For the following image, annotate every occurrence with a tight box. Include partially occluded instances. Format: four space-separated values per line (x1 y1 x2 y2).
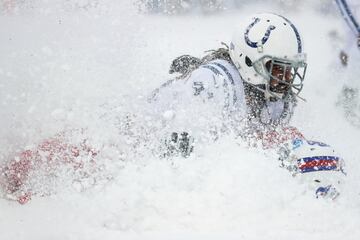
245 56 253 67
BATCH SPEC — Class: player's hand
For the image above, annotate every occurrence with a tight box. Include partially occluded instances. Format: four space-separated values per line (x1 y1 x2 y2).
162 132 194 158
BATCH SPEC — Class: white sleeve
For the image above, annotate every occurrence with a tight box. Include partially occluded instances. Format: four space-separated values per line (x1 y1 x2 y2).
148 66 233 141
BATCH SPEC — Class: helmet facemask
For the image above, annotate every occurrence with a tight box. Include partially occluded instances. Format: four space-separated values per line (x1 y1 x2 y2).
252 55 307 100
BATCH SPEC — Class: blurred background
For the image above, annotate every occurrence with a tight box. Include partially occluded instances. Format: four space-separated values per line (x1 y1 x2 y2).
0 0 338 15
1 1 359 239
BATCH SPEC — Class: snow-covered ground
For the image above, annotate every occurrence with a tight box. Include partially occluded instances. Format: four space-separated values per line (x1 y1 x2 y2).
1 1 360 239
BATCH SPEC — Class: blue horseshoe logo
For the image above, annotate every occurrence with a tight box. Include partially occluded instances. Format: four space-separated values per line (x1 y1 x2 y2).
244 18 276 48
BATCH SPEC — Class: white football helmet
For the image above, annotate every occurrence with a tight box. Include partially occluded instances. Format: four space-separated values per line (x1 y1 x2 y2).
229 13 307 100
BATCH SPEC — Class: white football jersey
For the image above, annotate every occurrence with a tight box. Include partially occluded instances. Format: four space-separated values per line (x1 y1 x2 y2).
148 59 291 138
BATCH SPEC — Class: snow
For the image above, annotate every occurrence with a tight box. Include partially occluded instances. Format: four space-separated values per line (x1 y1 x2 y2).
1 1 360 239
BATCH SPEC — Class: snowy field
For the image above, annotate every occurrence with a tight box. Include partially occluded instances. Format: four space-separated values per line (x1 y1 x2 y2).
0 0 360 239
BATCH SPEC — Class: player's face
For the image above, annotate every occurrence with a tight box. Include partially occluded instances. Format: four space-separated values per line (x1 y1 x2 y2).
266 62 293 93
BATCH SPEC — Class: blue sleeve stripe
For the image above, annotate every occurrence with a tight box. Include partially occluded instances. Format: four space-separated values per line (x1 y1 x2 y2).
202 64 222 75
209 62 238 105
210 62 235 85
202 64 232 109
